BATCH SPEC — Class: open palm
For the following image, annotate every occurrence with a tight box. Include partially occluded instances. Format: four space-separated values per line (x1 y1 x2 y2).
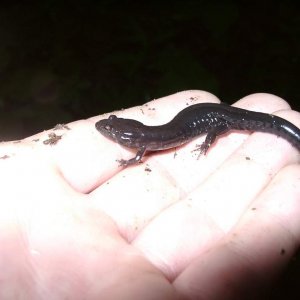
0 91 299 299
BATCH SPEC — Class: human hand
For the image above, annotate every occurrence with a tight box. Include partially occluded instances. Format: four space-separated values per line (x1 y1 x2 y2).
0 91 299 299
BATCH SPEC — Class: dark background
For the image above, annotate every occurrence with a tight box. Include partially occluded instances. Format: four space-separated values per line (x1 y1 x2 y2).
0 0 299 298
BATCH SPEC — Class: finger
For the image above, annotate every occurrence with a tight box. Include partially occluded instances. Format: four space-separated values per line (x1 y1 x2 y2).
151 93 298 192
174 164 300 299
0 119 107 193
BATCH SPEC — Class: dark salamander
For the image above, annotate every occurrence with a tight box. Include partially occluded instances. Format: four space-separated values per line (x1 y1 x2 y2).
95 103 300 166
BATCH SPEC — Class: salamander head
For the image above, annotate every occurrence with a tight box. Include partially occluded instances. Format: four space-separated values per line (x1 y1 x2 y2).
95 115 145 148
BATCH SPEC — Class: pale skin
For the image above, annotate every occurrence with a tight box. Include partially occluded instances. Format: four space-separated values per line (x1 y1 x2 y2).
0 91 300 299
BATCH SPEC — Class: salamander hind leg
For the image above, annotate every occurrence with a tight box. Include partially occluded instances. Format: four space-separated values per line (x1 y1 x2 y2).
193 124 230 158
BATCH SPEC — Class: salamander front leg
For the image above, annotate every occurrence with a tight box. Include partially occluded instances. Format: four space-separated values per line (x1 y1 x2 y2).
117 146 147 167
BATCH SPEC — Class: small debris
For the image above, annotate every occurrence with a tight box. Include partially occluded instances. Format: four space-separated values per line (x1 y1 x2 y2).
145 164 152 172
0 154 10 159
280 248 286 255
173 147 178 159
43 132 62 145
53 124 70 130
189 96 198 102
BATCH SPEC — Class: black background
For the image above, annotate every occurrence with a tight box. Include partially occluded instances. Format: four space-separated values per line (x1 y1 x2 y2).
0 1 299 298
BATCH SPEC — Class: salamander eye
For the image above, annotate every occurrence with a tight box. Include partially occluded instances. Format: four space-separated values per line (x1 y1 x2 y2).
108 115 117 120
104 124 112 131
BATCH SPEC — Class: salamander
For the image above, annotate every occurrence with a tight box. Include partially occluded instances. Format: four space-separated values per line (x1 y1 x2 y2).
95 103 300 166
